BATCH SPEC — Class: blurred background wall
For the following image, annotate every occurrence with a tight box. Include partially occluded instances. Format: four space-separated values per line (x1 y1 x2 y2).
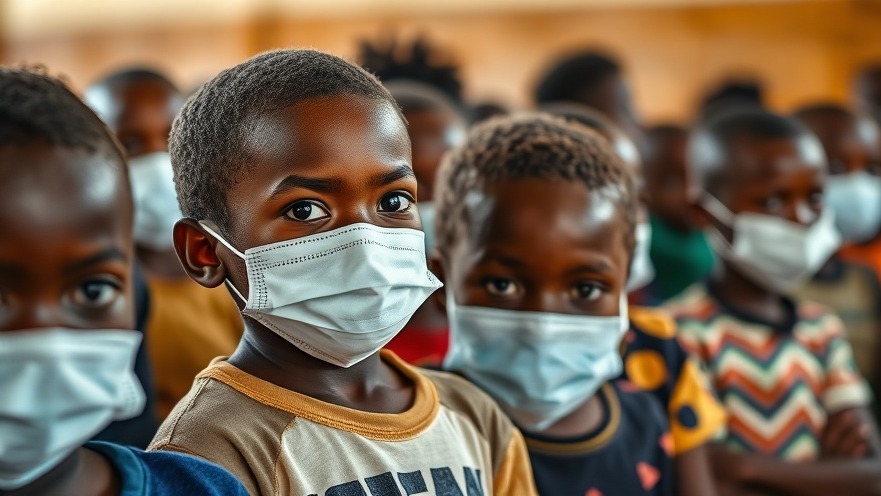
2 0 880 123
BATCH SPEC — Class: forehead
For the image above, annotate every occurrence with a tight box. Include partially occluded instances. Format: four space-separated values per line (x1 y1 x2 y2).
241 94 410 170
724 135 826 185
0 145 131 262
461 177 629 257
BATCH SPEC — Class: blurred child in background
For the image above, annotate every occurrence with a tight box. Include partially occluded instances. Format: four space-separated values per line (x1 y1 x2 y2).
86 68 243 419
667 108 881 495
793 103 881 419
642 124 715 301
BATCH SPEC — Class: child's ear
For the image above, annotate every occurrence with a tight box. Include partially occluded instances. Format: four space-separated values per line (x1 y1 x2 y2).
428 250 448 314
173 219 228 289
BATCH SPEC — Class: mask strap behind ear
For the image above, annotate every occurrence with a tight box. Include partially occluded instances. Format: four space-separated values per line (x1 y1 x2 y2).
198 222 247 259
198 221 248 304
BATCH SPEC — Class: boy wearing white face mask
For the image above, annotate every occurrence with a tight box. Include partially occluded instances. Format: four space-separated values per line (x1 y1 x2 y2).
666 108 881 495
147 49 536 495
85 68 244 419
432 114 725 496
0 67 247 496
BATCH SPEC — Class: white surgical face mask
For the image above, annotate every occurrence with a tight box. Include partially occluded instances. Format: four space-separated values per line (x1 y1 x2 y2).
825 171 881 244
444 293 629 432
626 221 655 292
702 195 841 293
416 202 437 255
0 328 145 490
201 222 443 368
128 151 183 251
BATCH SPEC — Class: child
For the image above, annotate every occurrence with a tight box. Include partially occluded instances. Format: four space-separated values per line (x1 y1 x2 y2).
85 68 244 419
0 66 247 495
666 108 881 495
793 103 881 420
433 113 722 496
642 124 715 301
148 49 536 495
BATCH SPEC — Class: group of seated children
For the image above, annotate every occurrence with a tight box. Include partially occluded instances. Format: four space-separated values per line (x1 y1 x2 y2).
2 45 881 496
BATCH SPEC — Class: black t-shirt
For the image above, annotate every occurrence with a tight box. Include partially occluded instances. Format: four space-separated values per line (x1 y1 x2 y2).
524 381 674 496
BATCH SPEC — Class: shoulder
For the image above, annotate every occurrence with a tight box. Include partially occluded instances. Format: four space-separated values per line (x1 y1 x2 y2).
149 367 294 494
420 368 518 470
87 442 249 495
662 284 717 321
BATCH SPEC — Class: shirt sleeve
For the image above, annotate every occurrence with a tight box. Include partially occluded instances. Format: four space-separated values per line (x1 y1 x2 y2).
625 307 727 455
822 314 873 413
492 428 538 496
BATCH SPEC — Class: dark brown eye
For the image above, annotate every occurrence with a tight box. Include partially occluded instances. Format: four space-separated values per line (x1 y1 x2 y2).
378 193 413 213
70 279 120 308
284 201 329 222
485 278 518 296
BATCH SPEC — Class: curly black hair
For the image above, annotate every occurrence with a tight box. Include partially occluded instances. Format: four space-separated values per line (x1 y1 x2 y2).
0 65 125 166
434 113 637 258
170 49 399 233
358 35 463 106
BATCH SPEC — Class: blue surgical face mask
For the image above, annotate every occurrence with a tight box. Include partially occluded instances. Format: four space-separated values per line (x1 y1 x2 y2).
443 292 629 432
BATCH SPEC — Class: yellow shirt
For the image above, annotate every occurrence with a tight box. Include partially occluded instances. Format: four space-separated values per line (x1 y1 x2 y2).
149 350 537 496
146 277 243 418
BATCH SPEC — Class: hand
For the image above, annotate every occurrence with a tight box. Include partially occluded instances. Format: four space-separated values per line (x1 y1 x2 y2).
822 408 870 459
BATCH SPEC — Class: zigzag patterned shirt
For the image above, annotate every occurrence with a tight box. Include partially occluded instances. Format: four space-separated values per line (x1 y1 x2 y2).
665 284 871 461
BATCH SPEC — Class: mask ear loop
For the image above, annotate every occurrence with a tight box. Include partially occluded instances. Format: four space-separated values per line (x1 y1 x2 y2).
700 195 736 227
198 222 249 304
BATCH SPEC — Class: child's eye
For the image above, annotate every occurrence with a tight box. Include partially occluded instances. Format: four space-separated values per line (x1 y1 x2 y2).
284 200 330 222
485 278 518 296
70 279 121 308
571 282 602 301
761 196 784 213
378 193 414 213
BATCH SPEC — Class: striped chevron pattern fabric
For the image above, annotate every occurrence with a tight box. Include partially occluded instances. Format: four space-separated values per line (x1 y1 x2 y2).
665 285 871 461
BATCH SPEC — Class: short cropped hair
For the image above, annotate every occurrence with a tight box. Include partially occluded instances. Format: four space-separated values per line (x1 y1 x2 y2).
91 67 178 93
434 113 637 258
170 49 399 233
0 66 125 165
534 51 620 105
689 108 812 195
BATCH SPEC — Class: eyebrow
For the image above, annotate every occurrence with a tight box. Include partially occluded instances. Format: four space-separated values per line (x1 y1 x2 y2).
65 247 129 274
368 164 415 188
269 175 346 198
567 261 614 275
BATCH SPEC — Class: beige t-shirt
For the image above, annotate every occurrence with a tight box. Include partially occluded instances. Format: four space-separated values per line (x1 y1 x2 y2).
149 350 536 495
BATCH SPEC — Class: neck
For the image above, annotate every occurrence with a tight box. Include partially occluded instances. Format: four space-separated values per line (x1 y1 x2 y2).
539 394 605 439
227 318 413 413
709 260 788 325
1 448 118 496
136 246 187 280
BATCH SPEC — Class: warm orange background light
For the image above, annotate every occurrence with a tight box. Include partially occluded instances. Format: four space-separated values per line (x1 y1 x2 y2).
2 0 879 123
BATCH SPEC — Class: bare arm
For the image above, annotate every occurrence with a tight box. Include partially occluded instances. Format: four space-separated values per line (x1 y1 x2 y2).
710 409 881 496
676 444 718 496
